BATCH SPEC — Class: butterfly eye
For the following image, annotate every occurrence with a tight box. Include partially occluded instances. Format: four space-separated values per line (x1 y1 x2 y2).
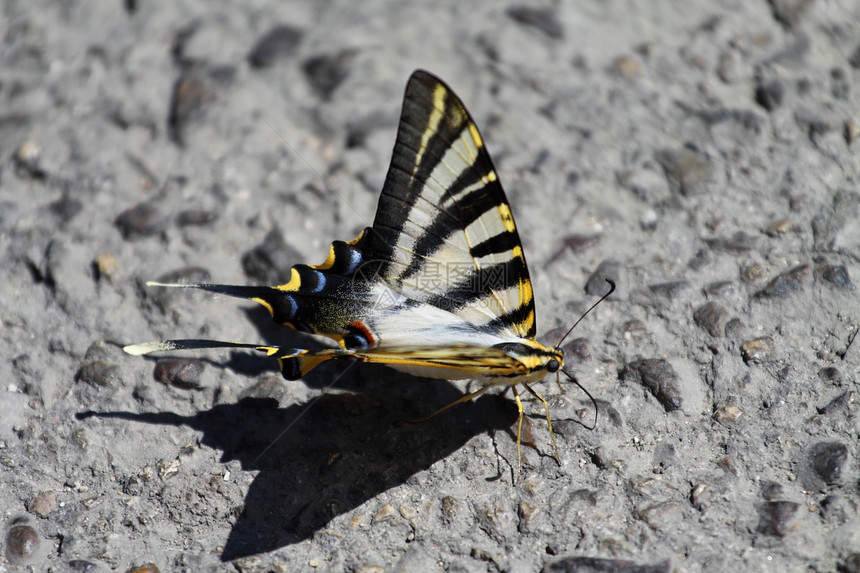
547 359 560 373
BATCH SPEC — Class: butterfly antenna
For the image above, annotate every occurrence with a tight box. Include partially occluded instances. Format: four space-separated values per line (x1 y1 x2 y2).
562 369 598 430
554 279 616 348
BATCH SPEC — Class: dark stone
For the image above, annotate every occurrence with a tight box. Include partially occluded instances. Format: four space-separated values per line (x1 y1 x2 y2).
620 358 682 411
761 481 784 501
76 360 119 387
155 358 204 389
584 260 622 297
755 264 811 297
817 392 850 415
757 501 798 537
818 367 842 383
6 523 40 565
693 302 728 337
241 228 303 284
809 441 848 485
167 66 234 145
754 79 784 111
248 25 304 68
687 248 712 271
239 373 290 402
831 68 850 100
546 234 601 267
562 337 591 363
648 280 689 300
507 6 564 39
768 0 812 29
703 231 757 253
115 201 165 239
68 560 99 571
656 149 713 196
302 50 357 100
176 208 218 227
703 281 734 296
814 264 853 289
50 191 84 222
850 46 860 69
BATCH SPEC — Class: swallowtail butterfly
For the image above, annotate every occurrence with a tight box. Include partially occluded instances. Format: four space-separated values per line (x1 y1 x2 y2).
125 70 612 478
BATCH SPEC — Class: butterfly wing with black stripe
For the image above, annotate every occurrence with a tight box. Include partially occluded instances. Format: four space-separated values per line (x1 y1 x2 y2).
370 70 537 340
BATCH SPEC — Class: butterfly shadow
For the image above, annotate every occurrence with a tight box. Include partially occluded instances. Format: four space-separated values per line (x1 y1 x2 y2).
79 361 517 561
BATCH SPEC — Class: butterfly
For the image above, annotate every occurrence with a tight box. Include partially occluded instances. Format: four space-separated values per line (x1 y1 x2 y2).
125 70 613 479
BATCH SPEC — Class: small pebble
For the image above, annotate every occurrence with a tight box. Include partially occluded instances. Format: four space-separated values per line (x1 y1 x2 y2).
157 458 182 481
155 358 204 389
809 441 848 486
648 280 689 300
761 481 784 501
562 337 590 363
546 234 601 267
239 373 290 402
29 491 57 516
242 228 303 284
517 501 539 533
584 260 622 297
764 219 794 236
704 231 757 253
14 141 45 179
115 201 165 240
175 208 218 227
687 248 712 271
817 392 850 415
93 252 119 281
657 149 713 196
703 281 734 296
302 50 357 100
441 496 464 519
68 560 99 572
713 405 742 424
620 319 648 339
754 79 784 111
620 358 682 411
168 72 216 145
506 6 564 39
741 337 774 364
740 263 765 283
757 501 798 537
76 360 119 387
845 120 859 145
6 522 40 565
372 503 396 524
813 264 853 289
756 264 811 297
612 55 642 78
248 24 304 68
693 301 729 337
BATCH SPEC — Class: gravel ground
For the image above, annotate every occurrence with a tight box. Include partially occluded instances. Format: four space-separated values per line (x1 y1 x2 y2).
2 1 859 572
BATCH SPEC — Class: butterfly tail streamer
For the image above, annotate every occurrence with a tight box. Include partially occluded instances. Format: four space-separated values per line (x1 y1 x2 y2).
122 335 348 381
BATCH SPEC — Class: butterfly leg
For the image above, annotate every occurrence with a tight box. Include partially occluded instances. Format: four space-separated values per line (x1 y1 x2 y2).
522 383 562 467
512 385 525 483
408 383 493 423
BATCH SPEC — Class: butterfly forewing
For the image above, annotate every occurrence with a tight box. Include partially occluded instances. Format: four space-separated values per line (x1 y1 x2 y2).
371 71 537 340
